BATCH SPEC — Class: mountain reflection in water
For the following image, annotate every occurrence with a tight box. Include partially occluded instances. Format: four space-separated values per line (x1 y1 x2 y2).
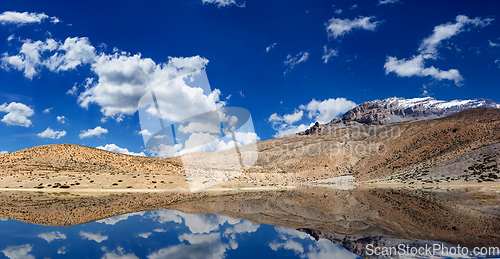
0 209 358 259
1 186 500 258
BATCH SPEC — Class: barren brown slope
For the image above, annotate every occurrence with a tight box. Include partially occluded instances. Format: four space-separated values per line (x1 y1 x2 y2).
0 143 183 174
351 108 500 182
0 144 189 190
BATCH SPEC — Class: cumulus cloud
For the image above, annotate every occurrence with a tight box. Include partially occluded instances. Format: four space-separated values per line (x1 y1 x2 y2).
301 98 357 123
266 43 277 52
97 144 145 156
490 40 500 47
0 102 34 127
326 16 381 39
0 151 8 154
2 244 34 259
149 210 239 234
1 37 96 79
322 45 338 64
56 115 67 124
179 233 220 245
269 240 304 253
384 15 492 85
102 247 139 259
79 53 211 121
0 11 57 25
147 241 229 259
273 124 311 138
138 129 152 136
37 231 67 243
79 126 108 139
202 0 245 8
79 231 108 243
37 127 66 139
283 51 309 75
138 232 152 239
384 55 463 84
269 97 356 137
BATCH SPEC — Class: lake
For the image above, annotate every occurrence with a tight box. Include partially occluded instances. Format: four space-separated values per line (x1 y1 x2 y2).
1 186 500 258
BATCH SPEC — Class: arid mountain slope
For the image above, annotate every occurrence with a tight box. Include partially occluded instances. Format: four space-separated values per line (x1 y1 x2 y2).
0 144 182 175
1 108 499 187
352 108 500 181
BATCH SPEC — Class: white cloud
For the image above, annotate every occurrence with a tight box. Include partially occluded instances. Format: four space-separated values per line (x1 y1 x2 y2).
0 151 8 154
79 52 211 121
57 115 67 124
79 231 108 243
490 40 500 47
37 127 66 139
305 239 357 259
149 210 239 234
269 110 303 124
234 131 260 145
224 221 260 239
274 124 311 138
301 98 356 124
384 55 463 84
269 240 304 253
495 59 500 68
43 107 53 113
1 37 96 79
79 126 108 139
138 232 152 239
57 246 67 254
326 16 381 38
138 129 152 136
147 241 229 259
283 51 309 74
97 144 146 156
0 11 53 25
37 231 67 243
266 43 277 52
350 4 358 9
322 45 338 64
334 9 342 14
0 102 34 127
2 244 34 259
202 0 245 8
153 228 166 233
418 15 493 58
97 212 145 225
179 233 220 245
269 97 356 137
102 247 139 259
66 84 78 96
384 15 492 85
178 121 221 134
378 0 399 5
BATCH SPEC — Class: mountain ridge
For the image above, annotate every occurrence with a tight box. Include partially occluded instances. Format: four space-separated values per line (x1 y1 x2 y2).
298 97 500 135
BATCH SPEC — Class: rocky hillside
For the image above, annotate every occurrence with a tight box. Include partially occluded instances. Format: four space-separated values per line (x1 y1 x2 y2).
245 108 500 183
299 97 500 135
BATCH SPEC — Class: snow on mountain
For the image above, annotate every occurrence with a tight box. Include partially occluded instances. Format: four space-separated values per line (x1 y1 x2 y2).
298 97 500 135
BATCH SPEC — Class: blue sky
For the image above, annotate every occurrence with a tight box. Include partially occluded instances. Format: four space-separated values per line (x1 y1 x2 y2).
0 0 499 156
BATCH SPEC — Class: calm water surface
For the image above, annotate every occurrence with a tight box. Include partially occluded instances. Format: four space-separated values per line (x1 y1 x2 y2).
0 209 360 259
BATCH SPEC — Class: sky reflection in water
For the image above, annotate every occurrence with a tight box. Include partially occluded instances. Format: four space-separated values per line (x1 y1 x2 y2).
0 210 358 259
